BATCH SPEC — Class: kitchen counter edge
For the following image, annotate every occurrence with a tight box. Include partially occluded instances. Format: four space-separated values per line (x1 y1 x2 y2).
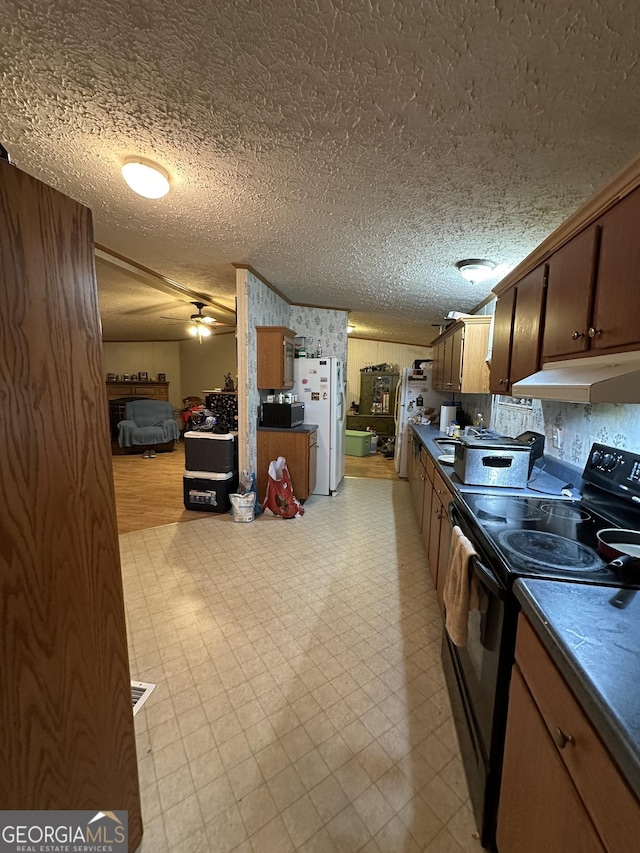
257 423 319 433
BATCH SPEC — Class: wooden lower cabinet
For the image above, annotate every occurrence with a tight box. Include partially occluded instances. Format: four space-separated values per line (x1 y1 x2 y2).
428 470 453 614
409 435 427 528
417 453 453 613
257 429 317 501
497 667 604 853
497 614 640 853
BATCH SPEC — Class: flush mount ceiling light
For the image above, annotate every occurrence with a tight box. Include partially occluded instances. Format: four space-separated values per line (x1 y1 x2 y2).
455 259 497 283
121 158 170 199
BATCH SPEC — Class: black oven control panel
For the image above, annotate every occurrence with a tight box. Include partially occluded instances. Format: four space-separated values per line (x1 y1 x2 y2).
584 443 640 503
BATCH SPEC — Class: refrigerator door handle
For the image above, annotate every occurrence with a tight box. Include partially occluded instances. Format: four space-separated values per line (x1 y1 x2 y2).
394 376 402 429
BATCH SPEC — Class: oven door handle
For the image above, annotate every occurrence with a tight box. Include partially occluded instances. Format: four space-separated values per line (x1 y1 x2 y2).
471 557 505 601
448 501 506 601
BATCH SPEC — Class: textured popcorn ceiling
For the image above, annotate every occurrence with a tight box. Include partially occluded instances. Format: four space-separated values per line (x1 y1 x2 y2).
3 0 640 344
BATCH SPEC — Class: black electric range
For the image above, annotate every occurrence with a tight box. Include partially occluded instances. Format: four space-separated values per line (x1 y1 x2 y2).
457 442 640 589
443 443 640 851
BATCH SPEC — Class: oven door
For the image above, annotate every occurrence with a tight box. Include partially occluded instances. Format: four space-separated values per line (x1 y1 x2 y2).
442 500 512 849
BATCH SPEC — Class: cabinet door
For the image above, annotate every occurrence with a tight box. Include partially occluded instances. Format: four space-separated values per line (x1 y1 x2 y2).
433 341 445 390
447 327 463 392
591 186 640 352
435 489 453 615
509 264 547 385
421 474 434 571
427 493 442 588
497 667 604 853
490 288 516 393
543 225 597 360
283 335 295 389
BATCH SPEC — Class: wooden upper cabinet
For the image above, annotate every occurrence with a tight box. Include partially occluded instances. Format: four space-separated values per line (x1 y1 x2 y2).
490 265 546 392
591 185 640 353
448 326 463 392
509 264 547 384
542 225 598 361
433 317 491 394
490 287 516 393
256 326 296 389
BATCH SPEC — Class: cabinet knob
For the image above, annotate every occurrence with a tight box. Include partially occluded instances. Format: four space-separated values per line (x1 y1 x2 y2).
588 327 602 338
446 382 453 387
552 727 574 749
499 379 505 386
571 330 584 340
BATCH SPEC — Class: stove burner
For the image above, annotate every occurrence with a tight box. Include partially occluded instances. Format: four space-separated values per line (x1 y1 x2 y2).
496 530 605 573
475 499 544 523
540 503 592 522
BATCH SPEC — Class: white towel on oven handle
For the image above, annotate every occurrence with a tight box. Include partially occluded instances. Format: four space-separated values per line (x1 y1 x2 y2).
443 525 480 647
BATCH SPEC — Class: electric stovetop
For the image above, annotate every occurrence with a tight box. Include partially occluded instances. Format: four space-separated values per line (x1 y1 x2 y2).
459 443 640 588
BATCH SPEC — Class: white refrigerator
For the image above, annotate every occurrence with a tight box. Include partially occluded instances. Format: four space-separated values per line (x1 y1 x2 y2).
394 364 444 478
294 357 346 495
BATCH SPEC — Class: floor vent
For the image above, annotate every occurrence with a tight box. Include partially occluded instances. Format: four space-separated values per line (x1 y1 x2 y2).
131 681 156 716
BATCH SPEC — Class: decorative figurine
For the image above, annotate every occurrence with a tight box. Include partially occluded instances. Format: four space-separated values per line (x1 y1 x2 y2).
224 373 235 392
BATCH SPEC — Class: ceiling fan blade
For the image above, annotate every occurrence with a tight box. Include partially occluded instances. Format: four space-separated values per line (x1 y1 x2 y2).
160 315 191 322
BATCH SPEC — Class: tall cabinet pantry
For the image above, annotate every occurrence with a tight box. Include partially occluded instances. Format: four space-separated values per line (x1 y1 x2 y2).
0 160 142 849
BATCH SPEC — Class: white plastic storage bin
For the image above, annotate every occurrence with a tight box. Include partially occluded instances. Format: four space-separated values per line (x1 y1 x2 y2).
183 470 237 512
184 431 238 473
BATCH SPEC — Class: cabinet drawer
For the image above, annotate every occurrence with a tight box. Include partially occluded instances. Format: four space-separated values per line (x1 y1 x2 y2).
515 614 640 851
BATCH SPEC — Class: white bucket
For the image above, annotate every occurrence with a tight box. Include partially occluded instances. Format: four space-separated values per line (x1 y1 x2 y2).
230 493 256 523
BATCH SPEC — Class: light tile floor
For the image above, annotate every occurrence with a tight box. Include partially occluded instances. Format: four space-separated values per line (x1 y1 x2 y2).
121 477 485 852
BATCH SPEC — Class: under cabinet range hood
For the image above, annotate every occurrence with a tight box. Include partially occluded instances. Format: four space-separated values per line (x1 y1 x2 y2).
511 351 640 403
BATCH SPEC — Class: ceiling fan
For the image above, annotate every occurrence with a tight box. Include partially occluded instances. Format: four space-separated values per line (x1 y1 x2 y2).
161 302 235 342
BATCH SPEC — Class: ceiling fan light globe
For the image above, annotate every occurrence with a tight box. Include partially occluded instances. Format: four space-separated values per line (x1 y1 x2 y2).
188 325 198 336
198 325 212 338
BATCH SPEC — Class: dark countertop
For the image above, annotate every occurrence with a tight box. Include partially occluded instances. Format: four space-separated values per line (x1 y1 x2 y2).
514 578 640 798
257 423 319 433
410 422 583 499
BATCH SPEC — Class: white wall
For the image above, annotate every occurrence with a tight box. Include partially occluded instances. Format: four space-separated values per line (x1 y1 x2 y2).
346 338 433 404
102 341 182 408
179 332 237 399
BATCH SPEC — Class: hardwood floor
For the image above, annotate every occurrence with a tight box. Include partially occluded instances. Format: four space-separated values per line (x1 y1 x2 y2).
111 443 214 534
111 443 400 534
344 449 399 480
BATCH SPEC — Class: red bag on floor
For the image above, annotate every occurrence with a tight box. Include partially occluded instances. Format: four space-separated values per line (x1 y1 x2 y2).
263 456 305 518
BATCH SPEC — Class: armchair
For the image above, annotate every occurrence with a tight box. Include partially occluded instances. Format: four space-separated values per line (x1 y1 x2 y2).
117 399 179 453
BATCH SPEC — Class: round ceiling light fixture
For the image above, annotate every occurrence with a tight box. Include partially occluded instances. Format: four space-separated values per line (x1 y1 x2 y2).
121 158 171 199
455 259 497 284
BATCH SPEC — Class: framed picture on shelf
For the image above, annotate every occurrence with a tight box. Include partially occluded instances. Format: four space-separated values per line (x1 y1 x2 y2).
157 373 166 382
130 373 139 381
107 373 116 381
138 371 148 381
123 374 130 381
